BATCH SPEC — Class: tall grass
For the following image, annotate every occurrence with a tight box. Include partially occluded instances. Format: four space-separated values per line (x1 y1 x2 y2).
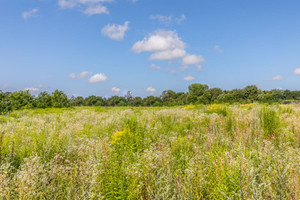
259 106 280 138
0 105 300 199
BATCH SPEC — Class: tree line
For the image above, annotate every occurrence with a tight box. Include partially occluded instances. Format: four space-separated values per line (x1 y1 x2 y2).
1 84 300 114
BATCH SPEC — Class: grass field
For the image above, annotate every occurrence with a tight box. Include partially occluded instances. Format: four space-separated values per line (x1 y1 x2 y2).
0 104 300 199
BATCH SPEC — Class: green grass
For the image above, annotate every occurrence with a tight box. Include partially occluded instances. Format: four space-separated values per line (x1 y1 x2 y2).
0 104 300 199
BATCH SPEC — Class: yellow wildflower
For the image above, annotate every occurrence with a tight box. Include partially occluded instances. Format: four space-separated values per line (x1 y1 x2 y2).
111 130 126 145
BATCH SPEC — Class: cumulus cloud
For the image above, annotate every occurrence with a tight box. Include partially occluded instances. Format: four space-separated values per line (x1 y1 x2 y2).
22 8 39 20
294 67 300 75
181 54 205 70
150 14 186 26
132 30 186 61
111 87 121 94
132 30 205 72
69 71 91 79
88 73 108 83
102 21 130 41
150 64 161 70
182 54 205 65
58 0 111 16
146 87 156 94
214 45 224 53
183 75 195 81
268 75 283 81
83 4 109 15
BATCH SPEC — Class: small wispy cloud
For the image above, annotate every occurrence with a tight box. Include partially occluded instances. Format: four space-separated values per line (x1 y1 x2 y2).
150 64 161 70
111 87 121 95
58 0 111 16
22 8 39 20
214 45 224 53
150 14 186 26
24 87 40 92
146 86 156 94
83 4 109 16
69 71 92 79
101 21 130 41
166 68 176 74
268 75 283 81
183 75 195 81
294 67 300 75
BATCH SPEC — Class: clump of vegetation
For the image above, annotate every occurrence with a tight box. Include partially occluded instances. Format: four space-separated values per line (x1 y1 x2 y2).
184 105 195 109
0 105 300 199
206 104 228 116
259 106 280 138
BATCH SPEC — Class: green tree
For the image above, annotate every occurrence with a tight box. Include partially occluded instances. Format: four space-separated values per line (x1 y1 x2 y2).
187 84 209 104
51 90 68 108
132 97 143 106
36 91 52 108
9 90 34 110
243 85 259 102
107 96 127 106
161 90 176 105
143 96 162 106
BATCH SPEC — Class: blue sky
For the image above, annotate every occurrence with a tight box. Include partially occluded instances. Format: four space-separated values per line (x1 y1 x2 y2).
1 0 300 97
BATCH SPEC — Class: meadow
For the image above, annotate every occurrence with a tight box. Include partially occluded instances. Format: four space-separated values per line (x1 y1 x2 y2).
0 104 300 199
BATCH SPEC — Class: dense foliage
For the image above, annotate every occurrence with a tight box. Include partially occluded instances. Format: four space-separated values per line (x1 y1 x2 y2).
1 84 300 114
0 105 300 199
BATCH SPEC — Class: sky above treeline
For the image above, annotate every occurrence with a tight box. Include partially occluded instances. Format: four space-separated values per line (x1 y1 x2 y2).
1 0 300 97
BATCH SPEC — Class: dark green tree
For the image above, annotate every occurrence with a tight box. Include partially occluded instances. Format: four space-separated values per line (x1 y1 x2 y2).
51 90 68 108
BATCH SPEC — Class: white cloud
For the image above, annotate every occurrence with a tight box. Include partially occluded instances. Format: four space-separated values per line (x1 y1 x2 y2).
111 87 121 94
69 73 77 79
182 54 205 70
69 71 91 79
150 15 172 25
150 64 161 70
150 14 186 26
294 67 300 75
150 48 186 60
102 21 130 41
182 54 205 65
22 8 39 20
83 4 109 15
146 86 156 94
58 0 111 16
214 45 224 53
176 14 186 24
88 73 108 83
268 75 283 81
132 30 186 61
183 75 195 81
24 88 40 92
